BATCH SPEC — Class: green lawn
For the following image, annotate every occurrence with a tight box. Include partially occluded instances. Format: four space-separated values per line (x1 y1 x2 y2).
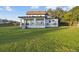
0 26 79 52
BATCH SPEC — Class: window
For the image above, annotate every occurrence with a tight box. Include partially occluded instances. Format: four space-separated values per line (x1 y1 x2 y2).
49 20 51 23
53 23 57 25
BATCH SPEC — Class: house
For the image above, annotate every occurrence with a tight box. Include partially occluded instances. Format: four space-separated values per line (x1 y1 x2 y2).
0 19 10 24
18 11 59 29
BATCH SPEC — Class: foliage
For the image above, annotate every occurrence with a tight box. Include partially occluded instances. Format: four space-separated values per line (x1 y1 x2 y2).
47 6 79 26
55 7 66 18
47 7 66 19
63 12 74 26
63 6 79 26
69 6 79 21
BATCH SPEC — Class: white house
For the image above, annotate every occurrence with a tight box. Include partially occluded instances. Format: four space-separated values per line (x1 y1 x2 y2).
0 19 10 24
18 11 59 29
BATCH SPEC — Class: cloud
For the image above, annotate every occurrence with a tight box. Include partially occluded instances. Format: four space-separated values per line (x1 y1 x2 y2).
5 6 12 11
30 6 39 9
46 6 57 10
67 6 75 10
46 6 75 11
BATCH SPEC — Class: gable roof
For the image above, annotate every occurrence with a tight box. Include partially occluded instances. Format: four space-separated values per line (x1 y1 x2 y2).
26 11 47 15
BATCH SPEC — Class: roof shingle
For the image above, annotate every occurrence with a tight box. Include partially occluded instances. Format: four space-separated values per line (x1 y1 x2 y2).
26 11 47 15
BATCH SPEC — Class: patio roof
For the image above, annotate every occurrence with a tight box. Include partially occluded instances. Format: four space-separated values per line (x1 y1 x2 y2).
18 16 45 18
18 15 58 20
18 16 46 20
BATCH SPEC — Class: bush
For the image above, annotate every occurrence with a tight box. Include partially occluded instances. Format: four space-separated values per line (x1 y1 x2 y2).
60 22 69 26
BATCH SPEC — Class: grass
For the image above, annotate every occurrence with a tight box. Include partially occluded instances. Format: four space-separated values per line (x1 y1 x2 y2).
0 26 79 52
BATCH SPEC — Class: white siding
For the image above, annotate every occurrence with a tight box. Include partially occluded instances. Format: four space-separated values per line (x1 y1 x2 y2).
27 19 45 28
21 19 58 28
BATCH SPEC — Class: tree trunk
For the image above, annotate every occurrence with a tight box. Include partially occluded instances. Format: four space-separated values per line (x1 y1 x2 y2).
69 21 73 26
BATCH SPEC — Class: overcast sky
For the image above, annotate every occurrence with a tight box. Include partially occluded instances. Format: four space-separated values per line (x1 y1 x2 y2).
0 6 74 21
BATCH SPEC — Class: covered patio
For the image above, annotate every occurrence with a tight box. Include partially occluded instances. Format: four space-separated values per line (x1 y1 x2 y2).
18 11 58 29
18 16 46 28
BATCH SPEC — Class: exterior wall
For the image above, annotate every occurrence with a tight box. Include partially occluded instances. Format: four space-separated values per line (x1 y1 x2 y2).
26 19 45 28
45 19 58 27
25 19 58 28
0 19 10 24
0 20 4 24
21 18 58 28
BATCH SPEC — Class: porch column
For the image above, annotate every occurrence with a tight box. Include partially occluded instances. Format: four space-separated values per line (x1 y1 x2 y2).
20 18 22 28
34 18 36 27
23 19 26 29
44 18 46 28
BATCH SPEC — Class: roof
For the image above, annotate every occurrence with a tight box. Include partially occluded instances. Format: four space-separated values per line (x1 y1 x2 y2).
26 11 47 15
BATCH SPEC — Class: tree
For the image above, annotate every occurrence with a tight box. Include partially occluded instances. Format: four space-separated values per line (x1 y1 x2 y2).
47 6 79 26
47 7 66 19
64 12 74 26
63 6 79 26
47 8 56 17
55 7 66 19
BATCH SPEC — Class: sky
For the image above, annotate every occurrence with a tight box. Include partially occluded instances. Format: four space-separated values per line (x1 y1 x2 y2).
0 6 74 21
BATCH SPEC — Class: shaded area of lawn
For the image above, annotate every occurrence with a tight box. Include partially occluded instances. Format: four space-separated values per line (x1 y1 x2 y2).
0 26 79 52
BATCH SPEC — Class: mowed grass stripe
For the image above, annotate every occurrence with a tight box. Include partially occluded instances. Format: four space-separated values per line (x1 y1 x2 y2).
0 26 79 51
